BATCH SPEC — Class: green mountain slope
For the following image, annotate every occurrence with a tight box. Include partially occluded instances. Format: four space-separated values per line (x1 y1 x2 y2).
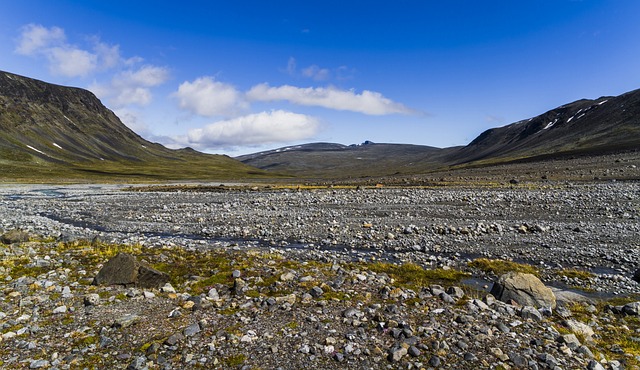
0 71 271 182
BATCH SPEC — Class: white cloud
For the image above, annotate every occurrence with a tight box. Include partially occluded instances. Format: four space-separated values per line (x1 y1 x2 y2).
112 87 152 107
246 84 415 115
15 24 65 55
173 77 247 117
47 46 98 77
93 41 121 70
181 110 320 149
14 24 128 78
114 65 169 87
89 65 170 108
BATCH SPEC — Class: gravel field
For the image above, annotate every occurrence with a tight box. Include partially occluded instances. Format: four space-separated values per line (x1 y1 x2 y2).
1 181 639 291
0 181 639 369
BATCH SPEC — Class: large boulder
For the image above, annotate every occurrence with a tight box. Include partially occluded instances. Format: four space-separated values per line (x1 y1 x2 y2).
93 253 169 289
490 272 556 308
633 269 640 283
1 229 31 244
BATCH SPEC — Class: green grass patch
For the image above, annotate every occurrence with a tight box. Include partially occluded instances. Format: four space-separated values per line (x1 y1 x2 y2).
558 268 594 280
366 262 469 289
224 354 247 367
468 258 539 276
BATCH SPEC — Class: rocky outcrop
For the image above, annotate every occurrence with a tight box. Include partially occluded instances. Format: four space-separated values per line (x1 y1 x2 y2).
490 272 556 309
93 253 169 288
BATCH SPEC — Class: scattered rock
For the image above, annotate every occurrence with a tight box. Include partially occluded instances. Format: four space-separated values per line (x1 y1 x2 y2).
113 314 141 329
388 345 407 362
83 293 100 306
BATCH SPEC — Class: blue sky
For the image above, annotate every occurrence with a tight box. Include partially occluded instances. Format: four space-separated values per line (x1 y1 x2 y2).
1 1 639 155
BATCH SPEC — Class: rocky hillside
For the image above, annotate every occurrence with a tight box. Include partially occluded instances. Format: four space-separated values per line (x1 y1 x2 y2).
0 70 267 181
238 141 459 178
240 89 640 178
452 89 640 164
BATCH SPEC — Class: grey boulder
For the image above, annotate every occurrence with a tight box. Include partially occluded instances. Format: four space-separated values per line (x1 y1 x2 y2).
490 272 556 308
93 253 169 289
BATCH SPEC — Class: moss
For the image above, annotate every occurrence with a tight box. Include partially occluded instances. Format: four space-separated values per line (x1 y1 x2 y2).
468 258 539 276
245 290 260 298
74 335 98 347
190 272 233 294
219 307 239 316
285 321 299 330
224 354 247 367
558 268 594 280
0 256 50 278
366 262 469 289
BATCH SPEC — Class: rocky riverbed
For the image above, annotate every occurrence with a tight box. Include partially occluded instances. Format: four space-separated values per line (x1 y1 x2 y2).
0 182 639 369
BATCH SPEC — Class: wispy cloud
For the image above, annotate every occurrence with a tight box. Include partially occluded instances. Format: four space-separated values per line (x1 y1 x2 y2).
16 23 170 108
15 24 121 77
302 65 331 81
14 24 65 55
176 110 320 150
89 65 170 107
285 57 354 81
246 83 415 115
173 77 248 117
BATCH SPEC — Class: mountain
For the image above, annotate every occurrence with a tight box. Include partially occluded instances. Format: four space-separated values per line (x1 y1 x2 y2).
237 141 460 178
240 89 640 178
0 71 268 181
451 89 640 165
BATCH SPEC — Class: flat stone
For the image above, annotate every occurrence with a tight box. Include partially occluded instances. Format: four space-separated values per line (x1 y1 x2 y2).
52 305 67 314
113 314 141 329
564 319 595 340
519 306 543 321
29 360 50 369
183 323 201 337
280 271 295 281
165 332 184 346
559 333 581 350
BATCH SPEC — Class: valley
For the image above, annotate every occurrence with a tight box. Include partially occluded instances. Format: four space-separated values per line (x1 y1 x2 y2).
0 179 639 368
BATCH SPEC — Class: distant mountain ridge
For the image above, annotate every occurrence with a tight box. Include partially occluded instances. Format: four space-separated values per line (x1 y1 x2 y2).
2 69 638 181
0 70 267 181
239 88 640 177
452 89 640 164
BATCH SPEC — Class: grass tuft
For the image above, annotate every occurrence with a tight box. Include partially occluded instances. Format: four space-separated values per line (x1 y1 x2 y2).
468 258 539 276
366 262 469 288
